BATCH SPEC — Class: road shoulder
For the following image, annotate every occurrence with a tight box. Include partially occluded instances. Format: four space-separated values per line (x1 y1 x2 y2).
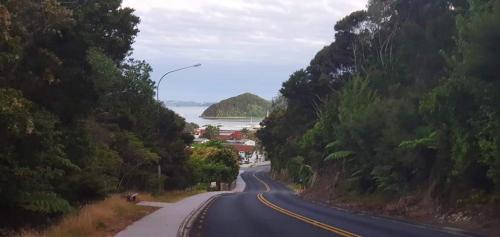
115 171 246 237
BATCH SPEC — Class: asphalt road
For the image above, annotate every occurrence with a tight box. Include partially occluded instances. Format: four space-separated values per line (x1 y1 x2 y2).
192 166 470 237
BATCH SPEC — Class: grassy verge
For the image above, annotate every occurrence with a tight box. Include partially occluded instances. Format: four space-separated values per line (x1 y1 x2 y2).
15 189 205 237
16 195 156 237
141 189 206 203
287 183 305 194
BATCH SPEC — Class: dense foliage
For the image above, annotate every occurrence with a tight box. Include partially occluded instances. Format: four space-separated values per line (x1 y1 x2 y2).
188 141 240 189
201 92 271 118
200 125 220 140
258 0 500 205
0 0 196 229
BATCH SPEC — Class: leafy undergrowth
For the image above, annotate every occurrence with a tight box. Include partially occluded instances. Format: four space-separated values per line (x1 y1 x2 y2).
15 195 156 237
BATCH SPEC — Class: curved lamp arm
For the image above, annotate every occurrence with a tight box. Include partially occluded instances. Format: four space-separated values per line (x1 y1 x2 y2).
155 63 201 193
156 63 201 101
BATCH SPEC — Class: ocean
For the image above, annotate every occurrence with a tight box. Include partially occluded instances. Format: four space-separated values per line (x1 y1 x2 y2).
167 106 263 130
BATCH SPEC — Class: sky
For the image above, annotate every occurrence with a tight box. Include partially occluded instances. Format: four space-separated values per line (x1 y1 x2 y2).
122 0 367 103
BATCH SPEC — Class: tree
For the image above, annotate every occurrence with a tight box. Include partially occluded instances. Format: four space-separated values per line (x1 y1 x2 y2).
0 0 194 229
420 0 500 191
259 0 500 206
0 89 75 226
202 125 220 140
184 122 200 134
188 143 240 189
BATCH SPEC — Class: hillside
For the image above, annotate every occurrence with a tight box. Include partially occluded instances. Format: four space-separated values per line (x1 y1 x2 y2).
201 93 271 118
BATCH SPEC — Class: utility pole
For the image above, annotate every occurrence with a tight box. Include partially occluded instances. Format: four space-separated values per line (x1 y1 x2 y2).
156 63 201 193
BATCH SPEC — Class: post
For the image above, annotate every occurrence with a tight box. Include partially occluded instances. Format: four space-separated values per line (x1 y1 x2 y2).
155 64 201 193
157 163 162 193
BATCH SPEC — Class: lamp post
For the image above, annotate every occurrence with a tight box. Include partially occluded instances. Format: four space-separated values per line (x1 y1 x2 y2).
156 63 201 193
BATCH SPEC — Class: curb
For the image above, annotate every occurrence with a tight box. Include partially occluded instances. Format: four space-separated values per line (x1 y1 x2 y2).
177 194 221 237
177 171 246 237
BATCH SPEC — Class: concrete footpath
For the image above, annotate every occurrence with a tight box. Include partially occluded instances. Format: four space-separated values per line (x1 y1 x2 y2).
115 171 246 237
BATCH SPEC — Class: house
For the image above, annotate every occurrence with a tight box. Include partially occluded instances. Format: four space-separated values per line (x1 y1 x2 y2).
242 139 256 146
230 144 255 159
225 139 255 145
196 128 243 141
217 130 242 141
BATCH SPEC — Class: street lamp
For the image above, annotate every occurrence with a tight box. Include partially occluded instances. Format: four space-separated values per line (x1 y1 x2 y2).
156 63 201 193
156 63 202 102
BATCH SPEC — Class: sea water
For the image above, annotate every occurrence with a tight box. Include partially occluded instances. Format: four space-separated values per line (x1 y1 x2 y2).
167 106 263 130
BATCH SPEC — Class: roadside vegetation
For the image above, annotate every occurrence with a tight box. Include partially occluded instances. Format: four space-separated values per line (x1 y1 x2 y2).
0 0 236 234
14 195 155 237
257 0 500 232
141 189 206 203
13 189 215 237
187 141 240 190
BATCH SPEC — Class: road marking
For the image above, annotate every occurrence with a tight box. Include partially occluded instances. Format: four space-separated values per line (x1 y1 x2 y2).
253 172 271 192
253 172 361 237
257 194 361 237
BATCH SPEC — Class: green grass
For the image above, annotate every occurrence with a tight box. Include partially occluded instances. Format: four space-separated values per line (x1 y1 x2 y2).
141 189 206 203
287 183 305 193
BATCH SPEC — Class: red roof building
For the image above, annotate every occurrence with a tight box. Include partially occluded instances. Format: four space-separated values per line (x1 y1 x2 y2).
231 144 254 153
217 130 242 141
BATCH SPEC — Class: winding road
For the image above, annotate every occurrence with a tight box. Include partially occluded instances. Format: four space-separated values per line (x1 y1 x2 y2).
191 166 470 237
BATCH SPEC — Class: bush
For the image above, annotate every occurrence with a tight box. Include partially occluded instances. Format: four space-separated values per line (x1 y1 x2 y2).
58 173 108 204
187 144 240 188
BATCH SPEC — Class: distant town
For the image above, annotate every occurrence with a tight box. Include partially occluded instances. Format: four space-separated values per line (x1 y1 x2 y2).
169 93 269 167
192 125 265 166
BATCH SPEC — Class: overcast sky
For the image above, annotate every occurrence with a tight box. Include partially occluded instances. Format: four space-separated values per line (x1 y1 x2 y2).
122 0 367 102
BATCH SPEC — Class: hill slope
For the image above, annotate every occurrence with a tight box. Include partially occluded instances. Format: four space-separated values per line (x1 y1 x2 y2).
201 93 271 118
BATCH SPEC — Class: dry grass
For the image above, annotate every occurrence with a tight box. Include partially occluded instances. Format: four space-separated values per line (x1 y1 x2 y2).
13 190 205 237
287 183 305 194
140 189 206 203
16 195 156 237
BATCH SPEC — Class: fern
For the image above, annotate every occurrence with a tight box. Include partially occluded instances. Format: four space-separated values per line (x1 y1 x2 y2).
20 192 72 214
324 150 354 161
399 131 437 150
325 140 341 150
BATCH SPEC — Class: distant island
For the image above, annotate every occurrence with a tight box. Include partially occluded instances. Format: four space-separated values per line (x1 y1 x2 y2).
166 100 213 107
201 93 271 118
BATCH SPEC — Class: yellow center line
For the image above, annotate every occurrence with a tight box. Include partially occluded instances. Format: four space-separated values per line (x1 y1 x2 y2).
252 171 361 237
257 193 361 237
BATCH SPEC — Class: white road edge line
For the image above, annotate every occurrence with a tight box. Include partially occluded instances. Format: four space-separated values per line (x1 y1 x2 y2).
177 170 246 237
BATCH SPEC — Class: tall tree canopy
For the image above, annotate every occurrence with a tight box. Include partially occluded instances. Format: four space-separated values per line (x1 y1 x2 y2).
0 0 195 229
258 0 500 209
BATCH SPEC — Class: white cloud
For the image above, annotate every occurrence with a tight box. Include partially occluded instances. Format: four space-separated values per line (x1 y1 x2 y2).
123 0 366 64
121 0 367 101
